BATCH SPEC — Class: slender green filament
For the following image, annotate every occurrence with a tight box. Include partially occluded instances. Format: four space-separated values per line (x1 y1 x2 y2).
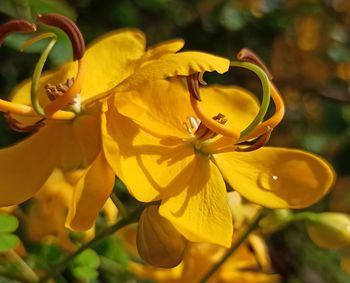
21 33 57 116
230 61 271 141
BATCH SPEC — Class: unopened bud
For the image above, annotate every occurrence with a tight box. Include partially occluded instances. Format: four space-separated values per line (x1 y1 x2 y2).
137 205 187 268
306 213 350 249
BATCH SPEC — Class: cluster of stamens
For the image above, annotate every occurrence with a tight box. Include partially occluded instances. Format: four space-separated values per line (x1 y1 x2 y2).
186 48 285 154
45 78 74 101
194 113 227 141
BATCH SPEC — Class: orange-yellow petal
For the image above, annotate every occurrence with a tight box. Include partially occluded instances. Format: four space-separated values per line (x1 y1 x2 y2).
66 152 115 231
102 101 196 202
159 155 233 248
137 38 185 66
213 147 335 208
0 124 65 206
117 51 230 91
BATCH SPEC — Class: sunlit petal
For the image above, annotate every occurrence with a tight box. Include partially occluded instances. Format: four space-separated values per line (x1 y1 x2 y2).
67 152 115 231
214 147 335 208
159 155 233 248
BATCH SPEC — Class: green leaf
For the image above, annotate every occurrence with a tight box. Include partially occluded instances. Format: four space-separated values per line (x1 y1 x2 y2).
0 214 18 233
71 266 98 280
73 249 100 269
27 0 76 20
0 0 32 20
0 234 19 252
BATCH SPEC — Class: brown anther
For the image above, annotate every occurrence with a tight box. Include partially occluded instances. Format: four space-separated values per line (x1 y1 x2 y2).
195 113 227 141
187 73 201 101
37 13 85 60
236 127 272 152
212 113 228 125
0 19 36 46
236 48 273 80
5 113 45 132
45 78 74 101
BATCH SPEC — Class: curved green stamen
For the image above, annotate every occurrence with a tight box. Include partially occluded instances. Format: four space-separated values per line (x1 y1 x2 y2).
22 33 57 116
230 61 271 141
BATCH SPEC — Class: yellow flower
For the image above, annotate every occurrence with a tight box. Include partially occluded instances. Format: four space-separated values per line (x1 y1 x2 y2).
0 15 229 230
103 65 334 247
25 169 117 251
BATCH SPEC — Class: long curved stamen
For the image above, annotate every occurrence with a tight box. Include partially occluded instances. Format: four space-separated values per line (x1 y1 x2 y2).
237 48 273 80
37 14 85 61
0 100 37 116
231 61 271 141
235 127 272 152
0 19 37 116
236 48 285 141
0 19 36 45
242 83 284 141
21 32 57 116
36 13 86 117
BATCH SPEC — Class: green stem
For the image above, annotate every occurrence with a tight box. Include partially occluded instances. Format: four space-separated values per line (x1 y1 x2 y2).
38 207 143 283
110 192 128 219
5 250 39 283
230 61 271 141
199 208 268 283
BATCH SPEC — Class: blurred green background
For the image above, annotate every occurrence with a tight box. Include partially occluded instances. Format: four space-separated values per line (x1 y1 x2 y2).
1 0 350 282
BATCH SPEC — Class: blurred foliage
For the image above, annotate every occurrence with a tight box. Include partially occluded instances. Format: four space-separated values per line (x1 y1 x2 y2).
0 0 350 282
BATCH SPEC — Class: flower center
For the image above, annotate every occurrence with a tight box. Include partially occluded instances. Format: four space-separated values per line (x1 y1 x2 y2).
45 78 81 114
187 48 285 154
194 113 227 141
0 14 86 131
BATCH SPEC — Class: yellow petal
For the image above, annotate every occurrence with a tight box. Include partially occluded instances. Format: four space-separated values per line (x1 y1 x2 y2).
73 114 101 165
159 155 233 247
0 124 65 206
137 38 185 65
213 147 335 208
66 152 115 231
115 78 195 138
117 51 230 91
200 85 260 133
80 29 146 100
102 101 196 202
10 29 146 112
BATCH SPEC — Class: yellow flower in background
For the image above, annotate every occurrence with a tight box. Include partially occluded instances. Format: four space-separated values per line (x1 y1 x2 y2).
0 14 229 231
25 169 118 251
103 64 334 247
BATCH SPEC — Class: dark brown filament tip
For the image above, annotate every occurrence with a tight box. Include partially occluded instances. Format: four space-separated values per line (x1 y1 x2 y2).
237 48 273 80
37 13 85 60
0 19 36 46
236 127 272 152
187 73 201 101
5 113 45 132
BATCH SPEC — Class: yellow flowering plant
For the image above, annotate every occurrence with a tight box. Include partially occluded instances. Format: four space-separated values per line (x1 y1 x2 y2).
0 14 229 232
0 11 339 283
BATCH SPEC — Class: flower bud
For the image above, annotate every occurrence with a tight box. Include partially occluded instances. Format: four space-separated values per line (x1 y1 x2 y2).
306 213 350 249
137 205 187 268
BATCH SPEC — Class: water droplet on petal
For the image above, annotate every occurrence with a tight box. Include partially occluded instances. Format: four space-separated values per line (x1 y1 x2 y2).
257 173 281 191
